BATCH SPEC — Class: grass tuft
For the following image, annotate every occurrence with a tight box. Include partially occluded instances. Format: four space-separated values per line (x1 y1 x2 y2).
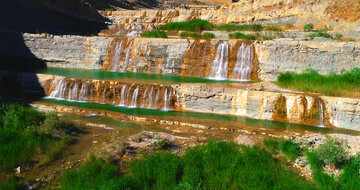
160 19 215 31
141 30 168 38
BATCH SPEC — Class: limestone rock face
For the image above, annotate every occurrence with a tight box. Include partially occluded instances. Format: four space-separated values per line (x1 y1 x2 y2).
255 40 360 81
22 33 111 69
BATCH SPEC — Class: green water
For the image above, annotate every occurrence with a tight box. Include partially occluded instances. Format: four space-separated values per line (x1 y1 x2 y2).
41 98 358 135
39 67 251 84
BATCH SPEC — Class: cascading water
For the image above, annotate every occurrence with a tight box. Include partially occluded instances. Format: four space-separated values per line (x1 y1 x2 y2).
50 79 67 99
318 100 325 127
210 42 229 79
141 86 149 108
79 82 90 102
120 42 133 72
131 85 140 107
68 83 79 100
148 87 155 109
163 88 172 111
232 43 253 81
119 85 127 106
111 41 123 72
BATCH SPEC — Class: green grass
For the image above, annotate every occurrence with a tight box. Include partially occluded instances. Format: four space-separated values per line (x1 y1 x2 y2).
216 24 264 31
263 138 281 154
229 32 257 40
277 69 360 97
279 139 302 161
264 25 282 31
180 32 215 39
60 141 314 190
160 19 215 31
307 30 333 39
0 103 77 188
304 24 314 32
141 30 168 38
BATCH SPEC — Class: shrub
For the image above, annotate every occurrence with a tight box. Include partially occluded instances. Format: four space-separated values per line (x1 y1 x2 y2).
202 32 216 39
141 30 168 38
307 30 333 39
335 33 343 41
154 137 171 149
216 5 221 10
216 24 263 31
104 8 116 11
279 139 302 161
304 24 314 32
160 19 215 31
316 137 348 166
285 24 294 29
264 25 282 31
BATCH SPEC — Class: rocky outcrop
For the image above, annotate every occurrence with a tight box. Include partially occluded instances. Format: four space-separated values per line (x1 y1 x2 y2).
20 33 111 69
255 40 360 81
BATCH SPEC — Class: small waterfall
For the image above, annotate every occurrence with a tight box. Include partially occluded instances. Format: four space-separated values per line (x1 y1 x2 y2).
50 79 67 99
79 82 91 101
232 43 253 81
121 42 133 72
210 42 229 79
131 85 140 107
154 89 160 109
119 85 127 106
148 87 155 109
68 83 79 100
163 88 172 110
111 41 124 72
141 86 149 108
318 100 325 127
101 87 107 103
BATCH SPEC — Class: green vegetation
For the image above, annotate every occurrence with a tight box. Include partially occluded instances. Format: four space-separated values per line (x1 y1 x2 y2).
141 30 168 38
277 69 360 97
304 24 314 32
306 138 360 190
335 33 343 41
60 141 314 190
307 30 333 39
104 8 116 11
0 103 77 188
279 139 302 161
180 32 216 39
216 24 264 31
216 5 221 10
316 138 347 166
264 25 282 31
263 138 281 154
229 32 257 40
160 19 215 31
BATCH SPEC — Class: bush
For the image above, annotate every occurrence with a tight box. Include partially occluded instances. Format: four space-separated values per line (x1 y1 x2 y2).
141 30 168 38
216 24 263 31
160 19 215 31
335 33 343 41
104 8 116 11
279 139 302 161
304 24 314 32
216 5 221 10
307 30 333 39
316 138 348 166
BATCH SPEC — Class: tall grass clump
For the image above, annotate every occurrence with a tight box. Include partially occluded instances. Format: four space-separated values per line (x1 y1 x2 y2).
229 32 257 40
217 24 264 31
160 19 215 31
277 68 360 97
0 103 77 188
60 141 314 190
141 30 168 38
180 32 215 39
307 30 333 39
304 24 314 32
279 139 302 161
264 25 282 31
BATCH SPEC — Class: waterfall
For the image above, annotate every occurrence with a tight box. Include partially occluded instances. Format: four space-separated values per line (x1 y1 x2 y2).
163 88 168 110
79 82 90 101
318 100 325 127
121 42 133 72
210 42 229 79
119 85 127 106
101 87 106 103
68 83 79 100
141 86 149 108
131 85 140 107
50 79 67 99
154 89 160 109
111 41 123 72
148 87 155 109
232 43 253 81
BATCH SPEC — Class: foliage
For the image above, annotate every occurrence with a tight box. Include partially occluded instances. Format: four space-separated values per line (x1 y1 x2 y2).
229 32 257 40
141 30 168 38
60 141 314 190
180 32 215 39
263 138 281 154
216 5 221 10
216 24 264 31
154 137 171 149
335 33 343 41
279 139 302 161
304 24 314 32
160 19 215 31
316 138 348 166
104 8 116 11
307 30 333 39
277 68 360 97
264 25 282 31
